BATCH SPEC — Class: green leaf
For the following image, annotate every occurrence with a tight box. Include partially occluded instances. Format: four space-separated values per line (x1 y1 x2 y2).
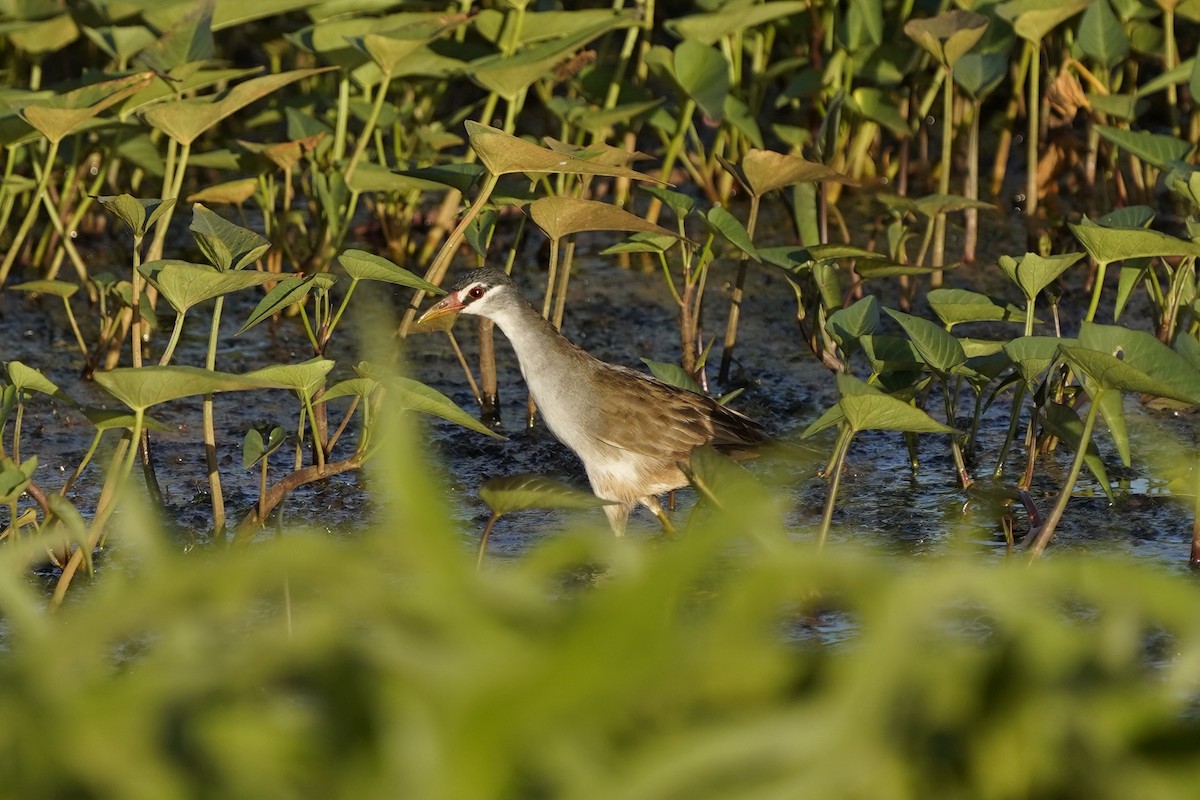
926 288 1022 329
94 366 265 412
826 295 881 352
238 274 337 334
0 455 36 504
673 39 729 121
641 359 702 394
832 373 954 435
8 279 77 299
466 121 660 183
390 376 504 439
139 260 278 313
142 68 332 146
860 334 925 375
639 184 696 220
1077 0 1129 69
244 359 335 400
885 308 967 373
997 0 1089 43
704 206 759 261
1041 401 1115 500
1003 336 1068 386
20 72 152 144
469 13 634 101
136 0 214 74
529 197 679 242
904 9 989 69
314 377 381 405
5 361 76 405
337 249 443 293
997 251 1084 301
243 426 286 469
190 203 270 271
1094 125 1192 170
82 407 171 433
664 1 807 45
1071 221 1200 265
1078 322 1200 403
953 51 1008 100
480 474 612 516
95 195 174 239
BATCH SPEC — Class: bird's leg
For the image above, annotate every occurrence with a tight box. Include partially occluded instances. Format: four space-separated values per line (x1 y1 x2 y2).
603 503 631 537
643 496 677 536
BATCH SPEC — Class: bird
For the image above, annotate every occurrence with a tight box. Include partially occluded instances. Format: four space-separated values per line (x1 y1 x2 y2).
418 266 768 535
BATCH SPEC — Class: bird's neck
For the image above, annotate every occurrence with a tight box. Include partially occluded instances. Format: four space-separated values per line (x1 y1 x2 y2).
485 295 588 400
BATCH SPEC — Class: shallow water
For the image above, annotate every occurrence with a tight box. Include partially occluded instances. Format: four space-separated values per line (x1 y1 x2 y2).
2 208 1198 574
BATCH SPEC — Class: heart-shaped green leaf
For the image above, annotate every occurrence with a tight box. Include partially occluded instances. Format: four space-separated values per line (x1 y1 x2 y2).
337 250 444 293
139 260 279 313
238 274 337 334
997 252 1084 301
529 196 679 242
190 203 269 271
142 68 331 146
94 366 265 412
244 359 336 399
391 376 504 439
885 308 967 373
927 288 1022 329
467 121 659 183
742 148 857 196
243 425 286 469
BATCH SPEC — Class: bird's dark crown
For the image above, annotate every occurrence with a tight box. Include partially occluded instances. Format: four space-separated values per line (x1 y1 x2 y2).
448 267 516 293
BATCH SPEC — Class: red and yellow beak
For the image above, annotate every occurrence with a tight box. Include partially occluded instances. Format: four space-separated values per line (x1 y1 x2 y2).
417 290 465 324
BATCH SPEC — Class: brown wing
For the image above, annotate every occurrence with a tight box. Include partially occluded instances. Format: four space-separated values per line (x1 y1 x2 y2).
590 363 766 461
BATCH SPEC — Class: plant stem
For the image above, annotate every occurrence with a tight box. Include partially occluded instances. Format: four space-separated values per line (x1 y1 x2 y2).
817 425 854 550
719 193 760 383
1028 391 1102 558
0 138 59 286
204 297 227 539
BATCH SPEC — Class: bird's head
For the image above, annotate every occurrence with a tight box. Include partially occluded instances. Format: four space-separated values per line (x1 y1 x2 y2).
417 268 517 324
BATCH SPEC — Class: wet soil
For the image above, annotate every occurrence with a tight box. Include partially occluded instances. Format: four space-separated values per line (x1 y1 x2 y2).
3 204 1199 572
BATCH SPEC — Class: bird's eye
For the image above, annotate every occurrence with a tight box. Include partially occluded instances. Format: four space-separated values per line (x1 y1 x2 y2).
467 285 485 300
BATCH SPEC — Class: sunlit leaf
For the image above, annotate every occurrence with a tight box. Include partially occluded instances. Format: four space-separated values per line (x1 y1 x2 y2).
190 203 270 271
1095 125 1192 169
142 68 332 146
243 426 286 469
5 361 76 405
529 197 679 242
390 376 505 439
927 288 1022 329
187 178 257 205
337 249 444 293
21 72 153 143
96 194 174 239
1071 221 1200 264
140 260 280 314
641 359 702 394
94 366 265 411
9 279 77 299
904 9 989 69
467 121 660 183
1003 336 1068 385
885 308 967 373
244 359 336 399
238 274 337 334
664 1 807 45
